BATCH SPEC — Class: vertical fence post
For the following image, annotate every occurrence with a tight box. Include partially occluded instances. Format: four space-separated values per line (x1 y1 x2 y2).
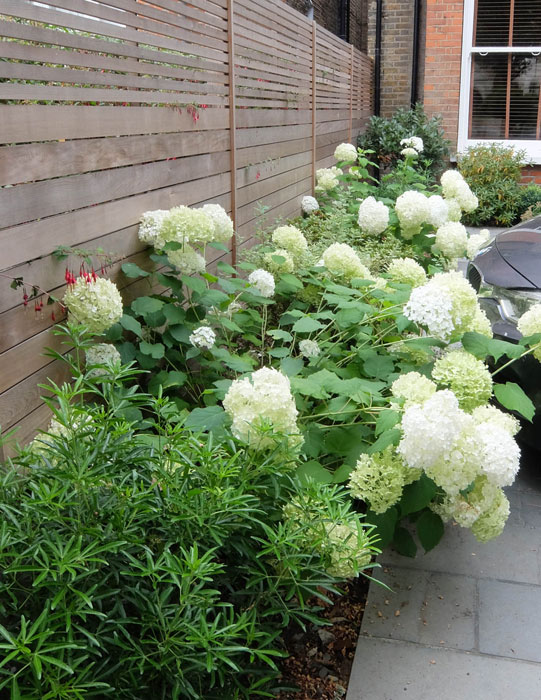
312 21 317 194
349 44 354 142
227 0 237 266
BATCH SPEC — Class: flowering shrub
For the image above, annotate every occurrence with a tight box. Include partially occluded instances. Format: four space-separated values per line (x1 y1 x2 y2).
63 274 123 334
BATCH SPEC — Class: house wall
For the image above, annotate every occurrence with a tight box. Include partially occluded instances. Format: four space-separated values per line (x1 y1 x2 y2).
285 0 368 52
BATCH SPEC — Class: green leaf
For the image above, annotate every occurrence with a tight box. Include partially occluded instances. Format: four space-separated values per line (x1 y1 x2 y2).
119 314 142 337
267 329 293 342
217 261 237 276
181 274 207 295
393 526 417 557
461 332 523 363
168 324 191 344
366 507 398 549
131 296 164 317
268 347 290 358
396 314 412 332
103 323 122 342
148 370 187 394
399 474 437 516
375 409 400 436
184 406 228 435
334 307 366 328
416 510 444 552
280 357 304 377
494 382 535 422
364 353 395 379
139 341 165 359
292 316 324 333
296 460 333 485
163 305 186 324
332 462 354 483
122 262 150 278
366 429 401 455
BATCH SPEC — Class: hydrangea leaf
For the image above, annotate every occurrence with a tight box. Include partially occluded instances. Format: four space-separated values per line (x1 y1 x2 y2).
296 460 333 485
396 314 412 332
217 261 237 275
292 316 324 333
494 382 535 422
393 526 417 557
366 507 398 549
168 324 191 344
163 305 186 325
375 409 400 436
335 307 366 328
332 462 354 483
268 347 289 358
461 332 523 363
417 510 445 552
519 332 541 347
184 406 228 436
148 371 187 395
119 314 142 338
139 341 165 359
268 329 294 342
131 296 164 317
181 275 206 296
399 474 437 516
121 262 150 278
364 353 395 379
366 428 401 454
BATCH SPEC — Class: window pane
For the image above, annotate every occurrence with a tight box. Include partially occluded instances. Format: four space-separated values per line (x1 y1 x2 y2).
513 0 541 46
475 0 511 46
470 53 540 139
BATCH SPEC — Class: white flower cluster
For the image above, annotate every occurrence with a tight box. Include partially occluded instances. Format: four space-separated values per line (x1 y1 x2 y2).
138 210 168 245
391 371 436 407
387 257 427 288
517 303 541 360
427 195 450 228
223 367 301 450
357 196 390 235
321 242 371 282
400 136 424 153
189 325 216 350
432 349 492 410
334 142 358 163
435 221 468 258
301 195 320 215
248 268 275 298
167 245 206 275
63 276 123 335
299 339 321 358
441 170 478 213
315 166 342 192
30 411 95 459
395 190 430 238
271 225 308 260
401 147 418 157
466 229 490 259
198 203 234 243
264 248 295 274
85 343 121 375
404 271 486 341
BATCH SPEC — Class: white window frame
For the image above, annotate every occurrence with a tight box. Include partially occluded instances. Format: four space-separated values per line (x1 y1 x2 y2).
458 0 541 162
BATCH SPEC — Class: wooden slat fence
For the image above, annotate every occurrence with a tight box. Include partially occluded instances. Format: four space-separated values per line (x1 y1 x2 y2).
0 0 373 449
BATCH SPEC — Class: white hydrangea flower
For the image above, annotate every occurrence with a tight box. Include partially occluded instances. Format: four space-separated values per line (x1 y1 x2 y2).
299 339 321 358
223 367 301 450
167 245 206 275
445 198 463 222
264 248 295 274
471 405 520 436
427 195 449 228
63 276 123 335
198 203 234 243
473 420 520 487
441 170 478 213
157 206 215 248
435 221 468 258
400 136 424 152
387 257 427 287
301 195 320 214
391 371 437 406
517 304 541 360
357 196 390 235
138 210 168 245
189 325 216 350
322 243 372 282
466 229 491 259
349 449 418 514
395 190 430 238
85 343 121 375
471 488 510 542
315 166 342 192
401 147 418 157
471 307 493 337
334 142 358 163
271 225 308 260
431 349 492 411
248 269 275 298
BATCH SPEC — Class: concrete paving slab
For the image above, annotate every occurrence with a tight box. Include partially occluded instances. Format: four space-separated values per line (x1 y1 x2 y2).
362 566 476 650
478 579 541 662
346 637 541 700
380 521 541 585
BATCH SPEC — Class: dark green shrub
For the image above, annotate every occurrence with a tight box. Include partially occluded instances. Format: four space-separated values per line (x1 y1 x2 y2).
519 182 541 221
458 143 528 226
357 103 450 178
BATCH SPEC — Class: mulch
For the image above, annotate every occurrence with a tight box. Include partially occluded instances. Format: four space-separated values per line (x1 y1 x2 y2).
275 578 370 700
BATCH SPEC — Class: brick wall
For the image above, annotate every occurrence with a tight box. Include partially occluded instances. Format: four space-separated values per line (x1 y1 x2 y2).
423 0 463 154
283 0 368 52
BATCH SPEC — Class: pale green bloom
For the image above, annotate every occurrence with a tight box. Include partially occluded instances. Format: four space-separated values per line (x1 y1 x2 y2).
167 245 206 275
299 339 320 358
432 349 492 411
334 142 358 163
322 242 371 282
157 206 215 248
199 203 234 243
387 257 427 287
435 221 468 258
85 343 121 376
315 166 342 192
391 371 437 406
271 225 308 260
357 196 389 235
264 248 295 274
517 304 541 360
64 277 123 335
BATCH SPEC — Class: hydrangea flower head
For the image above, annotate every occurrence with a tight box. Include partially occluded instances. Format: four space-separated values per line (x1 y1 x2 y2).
471 488 510 542
199 203 234 243
167 245 206 275
301 195 320 214
401 147 418 157
466 229 490 259
334 142 358 163
445 198 463 222
271 225 308 260
85 343 121 376
189 325 216 350
395 190 430 238
432 349 492 410
316 166 342 192
400 136 424 152
324 522 373 578
264 248 295 274
357 196 390 235
517 304 541 360
387 257 427 288
427 195 449 228
472 404 520 436
322 242 371 282
435 221 468 258
473 419 520 487
63 276 123 335
299 339 320 358
158 206 215 248
248 269 275 298
441 170 478 213
223 367 300 450
391 371 437 406
138 210 168 245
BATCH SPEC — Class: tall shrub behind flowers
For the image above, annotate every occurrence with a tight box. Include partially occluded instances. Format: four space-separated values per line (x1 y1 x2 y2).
110 203 541 558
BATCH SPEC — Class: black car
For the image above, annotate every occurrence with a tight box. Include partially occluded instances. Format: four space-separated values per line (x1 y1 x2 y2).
467 217 541 444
